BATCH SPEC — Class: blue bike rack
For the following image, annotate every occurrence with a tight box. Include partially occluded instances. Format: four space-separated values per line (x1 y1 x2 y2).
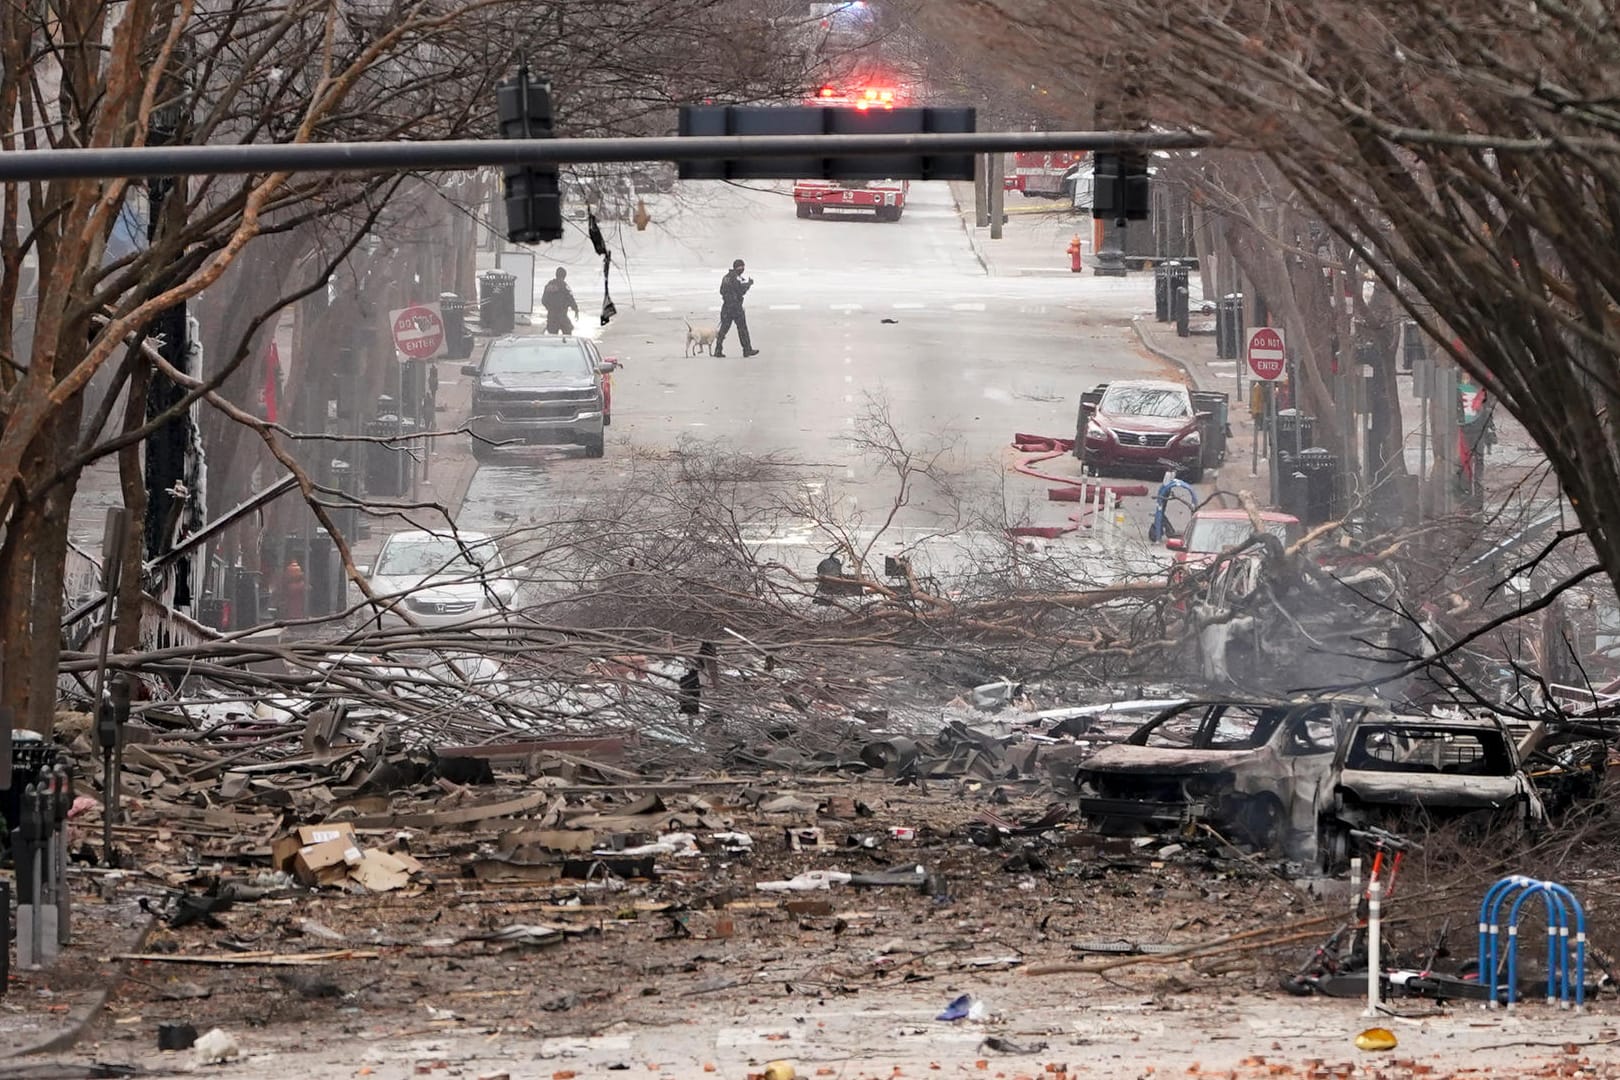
1477 876 1588 1009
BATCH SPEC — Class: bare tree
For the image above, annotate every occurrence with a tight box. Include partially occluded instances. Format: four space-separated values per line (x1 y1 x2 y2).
1 0 834 734
927 0 1620 597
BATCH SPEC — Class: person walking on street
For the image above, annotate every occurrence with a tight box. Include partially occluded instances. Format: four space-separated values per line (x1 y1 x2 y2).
714 259 759 357
540 267 579 334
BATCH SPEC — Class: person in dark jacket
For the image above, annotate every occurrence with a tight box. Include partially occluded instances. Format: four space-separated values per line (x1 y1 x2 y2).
540 267 578 334
713 259 759 357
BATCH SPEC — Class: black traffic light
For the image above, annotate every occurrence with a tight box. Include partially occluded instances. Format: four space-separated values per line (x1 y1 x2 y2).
497 66 562 243
1091 150 1151 223
677 105 976 181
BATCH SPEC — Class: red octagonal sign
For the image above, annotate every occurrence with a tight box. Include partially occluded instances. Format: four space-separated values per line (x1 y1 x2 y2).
1246 326 1286 382
391 303 447 360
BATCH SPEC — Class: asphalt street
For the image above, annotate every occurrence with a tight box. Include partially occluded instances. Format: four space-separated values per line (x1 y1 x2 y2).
456 180 1178 581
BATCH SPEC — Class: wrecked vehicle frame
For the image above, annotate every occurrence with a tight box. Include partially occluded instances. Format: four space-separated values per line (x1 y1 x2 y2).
1073 698 1368 858
1317 711 1548 870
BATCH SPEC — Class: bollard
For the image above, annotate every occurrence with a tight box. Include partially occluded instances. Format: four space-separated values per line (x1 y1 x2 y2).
1363 877 1383 1017
1349 856 1362 919
1174 286 1190 338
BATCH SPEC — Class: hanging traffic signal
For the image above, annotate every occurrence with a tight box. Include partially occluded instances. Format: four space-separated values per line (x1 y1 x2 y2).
677 104 976 181
496 66 562 243
1091 150 1151 223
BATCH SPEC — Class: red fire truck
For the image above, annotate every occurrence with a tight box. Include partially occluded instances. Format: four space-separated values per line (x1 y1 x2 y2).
793 84 909 222
794 178 908 221
1008 150 1086 198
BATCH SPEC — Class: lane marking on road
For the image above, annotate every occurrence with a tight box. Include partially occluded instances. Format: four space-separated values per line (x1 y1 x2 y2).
891 302 926 309
844 374 853 383
769 304 802 311
649 305 673 314
844 394 854 403
951 302 987 311
830 303 864 312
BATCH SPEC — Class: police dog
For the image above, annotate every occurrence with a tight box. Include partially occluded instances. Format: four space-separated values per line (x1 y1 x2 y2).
684 320 718 357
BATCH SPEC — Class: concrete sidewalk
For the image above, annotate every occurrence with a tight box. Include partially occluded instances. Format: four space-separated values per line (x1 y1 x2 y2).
947 180 1093 278
1134 308 1549 515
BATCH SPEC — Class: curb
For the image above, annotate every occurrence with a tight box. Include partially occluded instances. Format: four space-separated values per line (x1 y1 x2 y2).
1133 317 1271 490
1131 315 1205 393
6 913 157 1059
946 182 993 277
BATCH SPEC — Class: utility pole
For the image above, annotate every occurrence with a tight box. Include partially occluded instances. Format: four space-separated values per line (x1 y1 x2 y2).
988 153 1005 240
142 99 200 613
973 152 989 227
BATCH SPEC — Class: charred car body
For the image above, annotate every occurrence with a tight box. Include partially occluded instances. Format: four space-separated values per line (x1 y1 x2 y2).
1317 712 1547 869
1075 699 1360 857
1077 699 1551 868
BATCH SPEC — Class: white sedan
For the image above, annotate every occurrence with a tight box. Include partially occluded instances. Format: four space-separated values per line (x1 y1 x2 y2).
360 529 518 629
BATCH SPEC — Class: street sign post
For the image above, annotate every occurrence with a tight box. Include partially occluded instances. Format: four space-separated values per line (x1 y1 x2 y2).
390 303 448 360
1246 326 1286 381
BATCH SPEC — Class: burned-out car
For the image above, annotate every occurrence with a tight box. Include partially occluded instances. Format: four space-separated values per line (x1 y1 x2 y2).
1075 700 1369 856
1317 712 1547 869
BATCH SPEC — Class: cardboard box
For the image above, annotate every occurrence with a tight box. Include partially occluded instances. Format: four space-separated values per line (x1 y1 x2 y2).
349 848 418 893
272 823 358 873
293 835 364 886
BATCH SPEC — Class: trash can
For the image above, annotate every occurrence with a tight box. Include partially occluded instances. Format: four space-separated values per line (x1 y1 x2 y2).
1276 451 1308 521
479 271 516 336
306 529 339 617
1274 409 1316 456
1191 390 1230 466
329 457 359 542
1168 263 1190 337
1401 320 1426 373
1297 447 1339 525
1154 263 1173 322
440 292 475 359
230 565 261 630
1216 293 1244 360
364 403 409 498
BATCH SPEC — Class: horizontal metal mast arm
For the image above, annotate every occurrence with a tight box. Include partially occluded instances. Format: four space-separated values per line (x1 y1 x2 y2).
0 130 1209 182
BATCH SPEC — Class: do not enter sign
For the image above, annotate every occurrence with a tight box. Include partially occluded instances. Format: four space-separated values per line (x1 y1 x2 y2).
1246 326 1286 382
390 303 448 360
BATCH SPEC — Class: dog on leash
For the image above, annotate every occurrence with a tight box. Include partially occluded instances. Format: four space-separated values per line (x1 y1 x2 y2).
685 320 718 357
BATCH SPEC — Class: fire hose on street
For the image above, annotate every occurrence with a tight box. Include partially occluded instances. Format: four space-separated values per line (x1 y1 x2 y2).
1008 433 1148 539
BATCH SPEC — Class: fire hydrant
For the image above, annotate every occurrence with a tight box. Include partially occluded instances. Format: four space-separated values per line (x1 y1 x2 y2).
283 560 306 621
1067 233 1083 273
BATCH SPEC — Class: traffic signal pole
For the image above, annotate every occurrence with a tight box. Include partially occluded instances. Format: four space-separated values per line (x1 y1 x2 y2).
0 130 1208 183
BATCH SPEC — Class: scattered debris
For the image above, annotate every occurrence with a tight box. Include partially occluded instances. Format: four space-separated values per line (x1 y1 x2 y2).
192 1028 240 1065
